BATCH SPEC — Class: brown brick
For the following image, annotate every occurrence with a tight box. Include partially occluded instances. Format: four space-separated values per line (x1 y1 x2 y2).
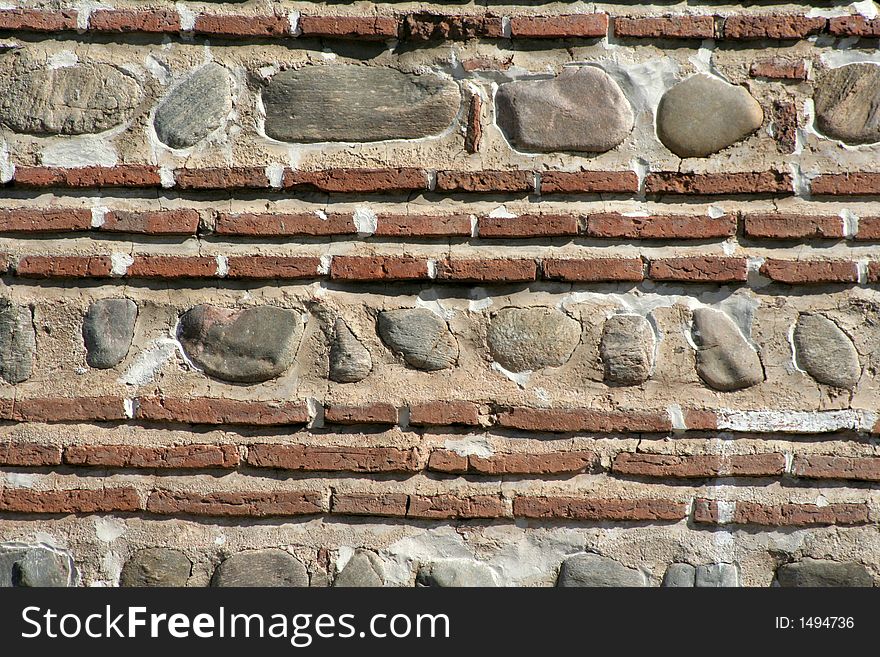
215 212 356 236
284 168 428 193
0 443 62 466
854 216 880 240
743 213 844 239
497 407 671 433
64 444 239 469
540 170 640 194
467 451 597 475
330 255 430 281
684 409 719 430
407 494 506 519
828 15 880 36
89 9 180 32
649 256 748 283
403 13 503 40
247 444 419 473
174 167 269 190
324 403 399 425
0 208 92 232
193 14 290 36
435 258 538 282
759 259 858 284
792 455 880 482
298 16 399 39
811 173 880 196
613 452 786 478
693 498 869 526
749 58 808 80
16 255 113 278
12 397 126 422
478 214 579 238
374 214 472 237
465 93 482 154
14 165 162 188
542 258 645 282
772 100 798 154
147 490 322 517
723 15 826 39
331 492 409 517
102 210 200 235
0 9 77 31
0 488 141 514
225 256 322 280
645 171 793 195
460 56 513 72
586 213 736 239
614 15 714 39
409 401 480 426
513 496 686 521
426 450 469 473
127 256 219 279
510 14 608 38
435 170 534 193
135 397 310 426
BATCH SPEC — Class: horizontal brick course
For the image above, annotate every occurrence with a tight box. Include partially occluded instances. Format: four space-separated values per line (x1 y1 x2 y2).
828 15 880 36
0 443 62 466
435 258 538 282
0 9 77 31
542 257 645 282
497 407 672 433
12 397 126 422
14 166 162 188
324 403 399 425
88 9 180 33
693 498 869 526
540 171 640 194
298 16 399 39
16 256 113 278
126 256 219 279
403 13 503 41
247 445 420 473
175 167 268 190
215 212 356 236
225 256 322 280
0 208 92 232
759 259 859 284
0 488 141 514
407 494 506 519
102 210 200 235
649 257 748 283
374 214 472 238
331 492 409 517
330 255 430 281
743 213 845 239
614 16 715 39
613 452 786 478
645 171 793 195
409 401 481 426
586 213 736 240
509 15 608 38
135 398 310 426
285 168 428 193
513 496 686 521
146 490 323 517
193 14 290 37
478 214 579 238
811 173 880 196
64 444 239 469
722 15 826 39
435 170 534 193
749 58 808 80
428 450 597 475
791 455 880 481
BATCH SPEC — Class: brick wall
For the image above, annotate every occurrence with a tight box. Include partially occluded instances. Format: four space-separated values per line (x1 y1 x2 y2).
0 0 879 588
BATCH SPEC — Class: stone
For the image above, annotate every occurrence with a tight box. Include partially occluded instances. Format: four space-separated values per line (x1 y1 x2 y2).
600 314 655 385
487 307 580 373
0 59 142 135
154 63 232 149
793 313 860 389
814 63 880 145
178 305 302 383
776 559 873 587
495 66 634 153
262 67 459 143
0 299 35 384
662 563 696 587
695 563 739 587
120 548 192 587
557 553 646 587
211 549 309 587
329 318 372 383
415 560 499 587
377 308 458 371
83 298 137 369
691 308 764 391
333 550 384 587
656 74 764 157
0 546 72 587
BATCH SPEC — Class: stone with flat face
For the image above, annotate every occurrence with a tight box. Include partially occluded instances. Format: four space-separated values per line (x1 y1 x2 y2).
333 550 384 587
691 308 764 391
329 318 372 383
695 563 739 587
0 299 35 384
416 560 499 587
212 549 308 587
600 314 655 385
776 559 872 587
814 63 880 145
83 298 137 369
487 307 580 373
154 63 232 149
557 553 646 587
793 313 860 389
377 309 458 371
0 546 72 587
120 548 192 587
662 563 696 587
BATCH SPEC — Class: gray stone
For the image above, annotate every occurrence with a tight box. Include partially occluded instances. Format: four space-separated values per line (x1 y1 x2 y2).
793 313 860 389
662 563 696 587
0 546 72 587
212 549 308 587
657 74 764 157
0 299 35 384
120 548 192 587
487 307 580 373
377 308 458 371
333 550 384 587
600 314 655 385
154 63 232 149
495 66 634 153
83 298 137 369
263 67 459 143
329 318 372 383
695 563 739 587
416 560 498 587
0 60 142 135
814 63 880 145
776 559 873 587
178 305 302 383
691 308 764 391
557 553 646 587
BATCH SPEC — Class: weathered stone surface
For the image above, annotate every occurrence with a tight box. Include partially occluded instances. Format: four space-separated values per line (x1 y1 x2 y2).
695 563 739 587
0 60 142 135
154 63 232 149
600 314 655 385
793 313 860 389
83 298 137 369
0 299 35 384
662 563 696 587
776 559 873 587
691 308 764 391
0 546 72 587
212 549 308 587
557 553 646 587
263 67 459 143
487 307 580 373
416 560 499 587
814 63 880 145
377 309 458 371
329 318 372 383
333 550 384 587
178 305 302 383
120 548 192 587
657 74 764 157
495 67 634 153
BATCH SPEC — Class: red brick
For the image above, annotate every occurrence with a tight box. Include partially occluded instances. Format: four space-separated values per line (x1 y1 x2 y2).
174 167 269 190
330 255 430 281
772 100 798 154
460 56 513 72
403 13 503 40
426 451 468 473
693 498 869 526
614 15 714 39
146 490 322 517
374 214 472 237
64 444 239 469
0 208 92 232
684 409 719 430
409 401 480 426
89 9 180 32
465 93 482 154
193 14 290 36
14 166 161 188
12 397 126 422
435 258 537 282
510 14 608 38
0 443 62 466
284 168 428 193
16 256 113 278
863 262 880 283
792 455 880 482
0 9 77 31
135 397 310 426
215 212 355 236
407 494 506 519
649 256 748 283
854 216 880 240
645 171 793 195
723 15 826 39
468 451 597 475
613 452 786 478
247 444 419 473
811 173 880 196
225 256 321 280
828 15 880 36
743 213 844 239
324 403 399 425
0 488 141 514
540 170 640 194
298 16 399 39
102 210 200 235
497 407 672 433
435 170 534 193
513 496 686 521
127 256 219 279
478 214 579 238
543 258 645 282
331 492 408 517
750 58 808 80
586 213 736 239
759 259 858 284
